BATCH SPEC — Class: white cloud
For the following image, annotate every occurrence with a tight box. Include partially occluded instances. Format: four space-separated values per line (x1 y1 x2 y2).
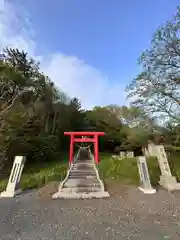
0 1 127 109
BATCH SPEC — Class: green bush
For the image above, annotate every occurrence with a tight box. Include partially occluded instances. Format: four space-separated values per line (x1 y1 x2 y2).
26 134 61 164
5 134 62 169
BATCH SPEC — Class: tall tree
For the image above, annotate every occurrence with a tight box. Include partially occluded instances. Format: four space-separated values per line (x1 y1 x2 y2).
126 7 180 124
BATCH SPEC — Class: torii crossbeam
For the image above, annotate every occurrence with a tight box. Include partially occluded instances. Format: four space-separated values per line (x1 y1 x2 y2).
64 132 105 164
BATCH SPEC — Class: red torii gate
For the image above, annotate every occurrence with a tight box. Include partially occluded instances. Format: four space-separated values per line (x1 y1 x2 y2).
64 132 105 164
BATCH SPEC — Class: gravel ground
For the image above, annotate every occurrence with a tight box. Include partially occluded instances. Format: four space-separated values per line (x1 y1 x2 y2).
1 185 180 240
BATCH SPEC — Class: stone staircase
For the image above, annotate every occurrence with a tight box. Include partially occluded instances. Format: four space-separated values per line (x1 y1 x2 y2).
52 149 109 199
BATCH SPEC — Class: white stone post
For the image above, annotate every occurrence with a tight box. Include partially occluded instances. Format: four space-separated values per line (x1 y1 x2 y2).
137 156 156 194
0 156 26 198
147 143 157 156
120 151 125 158
126 151 134 158
143 147 150 157
155 145 180 191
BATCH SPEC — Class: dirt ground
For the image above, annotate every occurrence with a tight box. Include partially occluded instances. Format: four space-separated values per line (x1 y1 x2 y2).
1 181 180 240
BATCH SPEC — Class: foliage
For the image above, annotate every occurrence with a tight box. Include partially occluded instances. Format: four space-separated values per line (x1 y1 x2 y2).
0 48 84 170
126 7 180 124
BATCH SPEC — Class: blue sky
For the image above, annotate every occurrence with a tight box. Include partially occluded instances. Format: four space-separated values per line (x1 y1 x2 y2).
0 0 179 108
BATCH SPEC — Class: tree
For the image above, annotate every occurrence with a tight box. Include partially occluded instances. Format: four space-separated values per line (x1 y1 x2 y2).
86 106 123 145
0 48 74 168
126 7 180 124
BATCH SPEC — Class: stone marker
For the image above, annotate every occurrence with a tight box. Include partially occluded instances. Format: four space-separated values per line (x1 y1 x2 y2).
119 151 125 157
143 147 150 157
137 156 156 194
0 156 26 198
126 151 134 158
155 145 180 191
147 142 157 156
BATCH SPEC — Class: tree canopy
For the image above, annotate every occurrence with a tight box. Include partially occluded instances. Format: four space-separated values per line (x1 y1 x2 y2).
126 7 180 124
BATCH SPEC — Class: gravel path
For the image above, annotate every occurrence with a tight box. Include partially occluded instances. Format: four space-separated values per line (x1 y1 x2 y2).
1 186 180 240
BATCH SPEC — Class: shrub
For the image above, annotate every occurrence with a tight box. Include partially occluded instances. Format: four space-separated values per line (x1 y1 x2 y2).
26 134 61 164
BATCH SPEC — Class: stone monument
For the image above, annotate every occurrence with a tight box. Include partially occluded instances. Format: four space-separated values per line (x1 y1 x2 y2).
142 147 150 157
137 156 156 194
126 151 134 158
147 142 157 156
0 156 26 198
119 151 125 158
154 145 180 191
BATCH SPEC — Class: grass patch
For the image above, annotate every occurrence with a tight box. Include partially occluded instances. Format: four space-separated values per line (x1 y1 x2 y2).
98 153 161 186
0 155 68 192
98 153 139 185
146 157 161 186
167 155 180 181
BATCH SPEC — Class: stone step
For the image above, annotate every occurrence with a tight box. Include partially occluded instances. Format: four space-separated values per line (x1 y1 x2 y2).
72 164 94 168
69 171 96 175
72 164 94 169
69 173 96 176
72 170 95 173
71 166 94 170
52 191 110 199
69 172 96 176
61 186 102 193
74 163 93 166
75 159 91 161
68 175 96 179
75 160 92 163
70 168 95 171
63 179 100 188
68 176 97 180
68 175 97 180
69 173 97 178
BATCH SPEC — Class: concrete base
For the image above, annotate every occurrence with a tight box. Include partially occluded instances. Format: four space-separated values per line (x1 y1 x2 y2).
159 175 180 191
0 189 22 198
52 191 110 199
138 186 156 194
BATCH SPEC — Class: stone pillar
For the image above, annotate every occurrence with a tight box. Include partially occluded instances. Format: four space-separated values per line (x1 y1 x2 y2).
147 143 157 156
0 156 26 198
119 151 125 158
155 145 180 191
126 151 134 158
137 156 156 194
143 148 150 157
